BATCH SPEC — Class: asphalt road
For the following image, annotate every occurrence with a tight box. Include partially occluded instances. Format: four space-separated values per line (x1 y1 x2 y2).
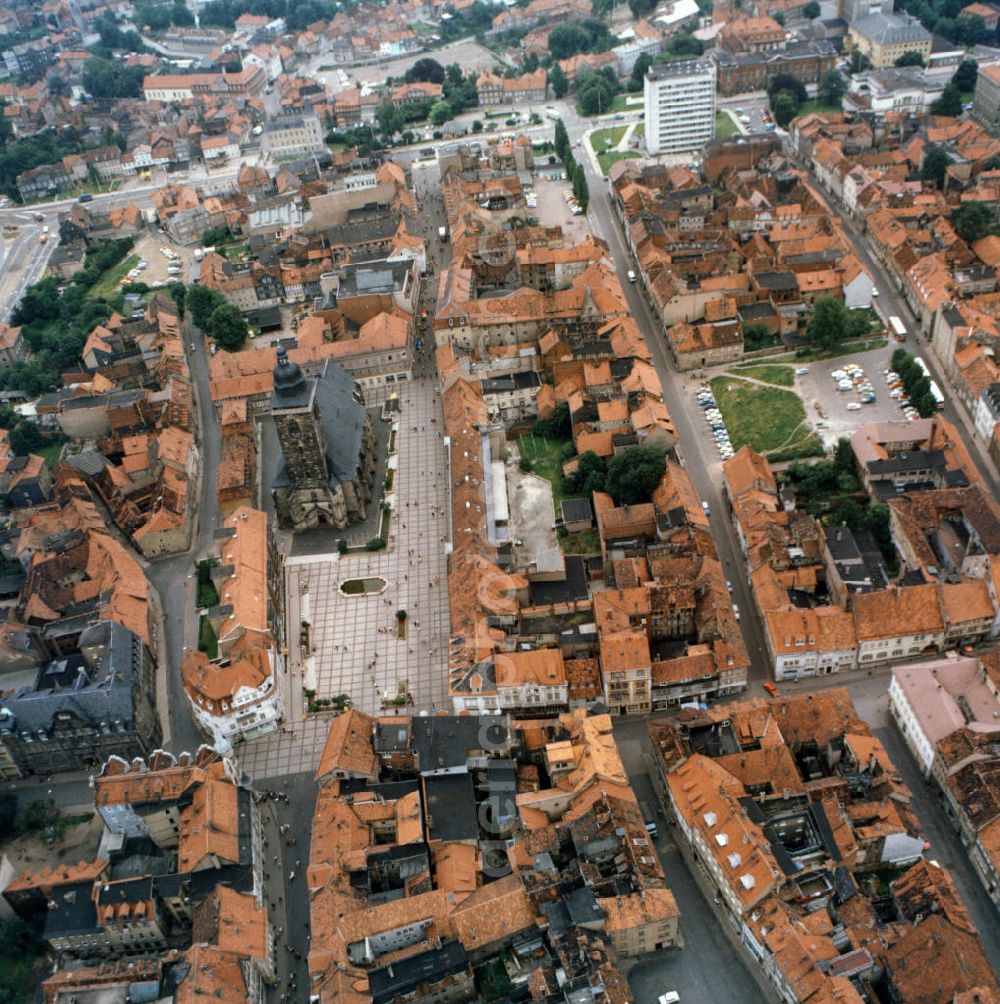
791 146 1000 498
143 312 222 756
559 106 773 690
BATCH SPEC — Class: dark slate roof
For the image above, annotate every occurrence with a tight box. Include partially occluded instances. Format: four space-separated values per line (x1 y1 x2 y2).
369 941 469 1004
0 622 145 737
422 771 478 841
271 357 369 489
560 497 593 524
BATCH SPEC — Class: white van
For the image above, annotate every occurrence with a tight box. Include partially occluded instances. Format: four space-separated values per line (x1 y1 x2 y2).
659 994 680 1004
627 269 637 283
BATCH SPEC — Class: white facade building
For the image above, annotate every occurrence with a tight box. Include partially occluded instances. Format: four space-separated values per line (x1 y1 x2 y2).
185 646 284 750
644 60 715 156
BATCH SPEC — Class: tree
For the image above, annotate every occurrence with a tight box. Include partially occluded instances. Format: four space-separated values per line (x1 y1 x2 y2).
15 798 58 835
931 82 963 116
206 302 248 351
834 437 855 473
576 68 619 116
0 917 32 956
771 90 800 128
628 0 656 17
605 446 665 505
405 57 445 84
168 282 186 318
630 52 652 91
186 284 225 329
807 296 850 351
848 49 871 74
915 390 939 416
554 118 570 162
47 74 67 96
952 200 993 243
921 145 949 187
768 72 807 104
667 32 704 56
573 162 589 211
534 401 571 439
202 224 230 246
549 62 568 98
894 49 925 67
549 22 596 59
472 119 483 132
0 794 15 840
376 102 404 139
891 347 910 371
804 0 820 16
569 450 607 496
773 10 785 24
952 57 978 93
82 56 144 99
428 100 452 126
171 1 194 26
9 420 45 456
818 68 846 107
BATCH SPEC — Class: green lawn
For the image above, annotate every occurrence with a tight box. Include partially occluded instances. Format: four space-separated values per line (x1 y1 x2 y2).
85 253 138 300
518 434 572 507
198 616 218 660
561 528 601 554
729 364 795 387
598 149 642 175
767 337 889 364
35 437 66 467
710 377 822 459
581 93 632 117
715 110 739 139
590 125 627 151
633 121 644 138
797 99 843 116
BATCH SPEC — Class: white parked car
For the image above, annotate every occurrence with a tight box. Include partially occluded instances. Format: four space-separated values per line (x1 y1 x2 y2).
846 402 862 411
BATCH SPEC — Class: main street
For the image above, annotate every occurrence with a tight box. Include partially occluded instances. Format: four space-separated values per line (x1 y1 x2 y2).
556 105 774 690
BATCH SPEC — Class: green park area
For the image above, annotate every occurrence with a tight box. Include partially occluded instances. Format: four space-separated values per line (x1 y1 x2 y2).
729 363 795 387
710 376 824 462
597 149 641 175
715 111 739 139
85 253 139 301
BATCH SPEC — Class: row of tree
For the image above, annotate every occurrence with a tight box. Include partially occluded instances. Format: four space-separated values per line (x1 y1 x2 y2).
891 348 942 418
554 118 590 212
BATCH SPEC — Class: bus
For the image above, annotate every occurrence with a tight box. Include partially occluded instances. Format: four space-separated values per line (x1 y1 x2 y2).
914 356 930 379
544 107 561 121
929 380 944 407
888 316 907 340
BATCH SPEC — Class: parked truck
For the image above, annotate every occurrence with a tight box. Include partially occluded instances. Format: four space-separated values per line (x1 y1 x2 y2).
438 226 448 242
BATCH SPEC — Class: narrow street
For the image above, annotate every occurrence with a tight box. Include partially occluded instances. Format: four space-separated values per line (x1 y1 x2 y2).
144 315 223 755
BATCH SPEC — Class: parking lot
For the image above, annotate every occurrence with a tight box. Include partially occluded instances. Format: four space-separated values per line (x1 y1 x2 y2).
531 174 592 242
132 233 191 287
795 341 915 446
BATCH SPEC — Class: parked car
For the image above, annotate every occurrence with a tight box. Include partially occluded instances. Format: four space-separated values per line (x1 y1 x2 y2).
846 402 862 411
763 682 781 697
